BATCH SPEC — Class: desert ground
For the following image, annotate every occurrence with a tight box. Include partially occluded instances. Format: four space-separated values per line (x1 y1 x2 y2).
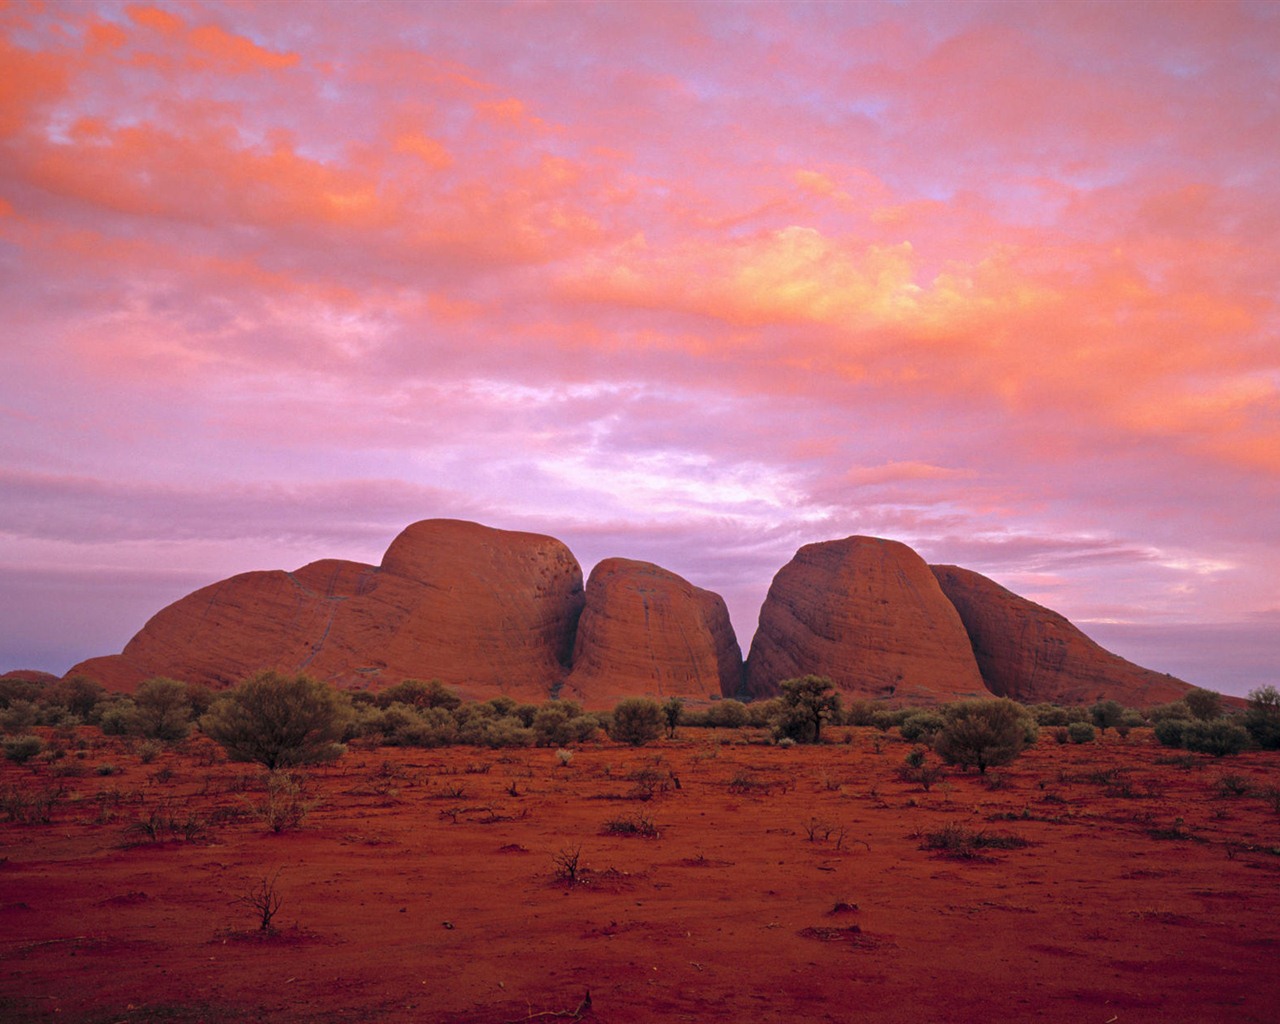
2 727 1278 1024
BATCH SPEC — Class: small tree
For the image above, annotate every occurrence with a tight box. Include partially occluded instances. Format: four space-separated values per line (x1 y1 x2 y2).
200 671 351 770
1184 687 1223 722
611 698 663 747
47 675 106 721
662 697 683 739
1244 685 1280 750
133 677 194 742
1090 700 1124 734
776 676 841 744
934 698 1037 774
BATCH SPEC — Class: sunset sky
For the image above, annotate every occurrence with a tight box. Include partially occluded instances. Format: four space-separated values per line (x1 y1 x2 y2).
2 1 1277 695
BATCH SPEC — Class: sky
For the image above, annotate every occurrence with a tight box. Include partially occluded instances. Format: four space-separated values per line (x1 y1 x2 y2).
1 1 1277 697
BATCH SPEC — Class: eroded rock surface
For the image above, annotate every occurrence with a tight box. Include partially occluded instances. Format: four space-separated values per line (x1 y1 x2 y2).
68 520 585 700
931 564 1193 707
745 536 988 702
562 558 742 708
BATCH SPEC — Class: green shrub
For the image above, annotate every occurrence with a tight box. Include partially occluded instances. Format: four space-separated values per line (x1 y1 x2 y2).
1153 718 1189 748
0 699 39 734
662 697 683 739
703 698 748 728
1244 685 1280 750
1180 720 1249 757
1090 700 1125 733
3 734 44 764
1184 687 1224 722
531 701 596 747
133 677 194 742
611 698 664 747
775 676 841 743
899 712 945 743
98 699 139 736
46 676 106 722
934 698 1037 774
199 671 351 770
377 678 461 712
1068 721 1096 744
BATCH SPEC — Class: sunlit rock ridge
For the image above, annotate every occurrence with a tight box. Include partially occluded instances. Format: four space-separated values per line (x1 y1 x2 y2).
67 518 1194 708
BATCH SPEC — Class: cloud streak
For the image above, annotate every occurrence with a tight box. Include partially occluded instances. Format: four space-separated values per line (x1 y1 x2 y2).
1 2 1276 695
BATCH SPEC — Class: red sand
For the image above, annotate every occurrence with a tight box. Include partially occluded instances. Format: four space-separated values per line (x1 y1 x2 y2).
2 728 1278 1023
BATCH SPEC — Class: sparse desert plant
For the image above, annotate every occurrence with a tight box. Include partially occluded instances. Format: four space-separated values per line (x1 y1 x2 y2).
256 771 312 832
611 698 664 747
626 764 671 800
200 671 351 770
919 823 1030 859
552 846 583 885
136 739 164 764
3 734 44 764
1215 773 1252 798
1068 722 1096 744
602 813 660 838
235 869 285 931
555 747 574 767
1052 727 1070 744
0 783 62 823
934 699 1037 774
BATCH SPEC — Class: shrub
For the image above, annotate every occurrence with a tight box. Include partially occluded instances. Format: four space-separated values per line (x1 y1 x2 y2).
1180 720 1249 757
1150 700 1192 724
662 697 683 739
532 701 596 747
199 671 351 770
1153 718 1189 748
611 698 664 747
704 699 748 728
377 678 461 712
602 813 659 838
899 712 944 743
1090 700 1124 733
3 734 44 764
1244 685 1280 750
1067 722 1096 744
98 699 139 736
1184 687 1224 722
133 677 194 742
919 823 1030 859
775 676 841 744
0 699 39 734
934 699 1037 774
46 675 106 722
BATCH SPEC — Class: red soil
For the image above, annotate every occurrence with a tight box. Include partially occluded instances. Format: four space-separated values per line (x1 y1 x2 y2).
2 729 1278 1023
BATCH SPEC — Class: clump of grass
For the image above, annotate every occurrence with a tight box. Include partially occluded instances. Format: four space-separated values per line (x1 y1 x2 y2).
602 813 659 838
919 823 1030 859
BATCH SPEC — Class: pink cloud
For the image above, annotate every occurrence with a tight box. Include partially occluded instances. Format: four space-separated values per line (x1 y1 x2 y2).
0 2 1275 697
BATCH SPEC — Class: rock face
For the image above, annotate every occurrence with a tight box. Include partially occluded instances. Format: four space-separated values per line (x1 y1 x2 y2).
745 536 989 703
931 564 1194 707
68 520 585 701
562 558 742 707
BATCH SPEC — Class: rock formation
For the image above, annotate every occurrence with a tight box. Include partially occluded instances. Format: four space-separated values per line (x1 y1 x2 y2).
562 558 742 707
745 536 989 703
931 564 1193 707
68 519 585 701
